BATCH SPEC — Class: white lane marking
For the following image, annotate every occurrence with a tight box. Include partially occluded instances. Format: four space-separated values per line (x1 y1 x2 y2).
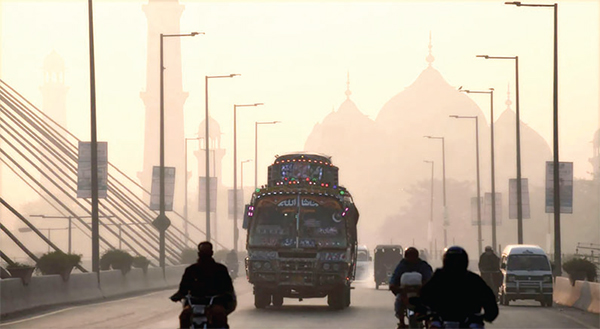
0 290 166 327
1 281 252 327
548 307 599 329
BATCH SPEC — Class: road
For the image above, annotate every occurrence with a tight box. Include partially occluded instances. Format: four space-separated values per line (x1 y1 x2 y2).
1 278 598 329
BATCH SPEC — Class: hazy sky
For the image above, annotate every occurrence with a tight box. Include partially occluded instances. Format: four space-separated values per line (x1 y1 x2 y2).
1 0 599 209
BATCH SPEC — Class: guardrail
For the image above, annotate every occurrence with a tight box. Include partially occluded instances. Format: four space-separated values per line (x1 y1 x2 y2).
0 265 187 317
554 276 600 314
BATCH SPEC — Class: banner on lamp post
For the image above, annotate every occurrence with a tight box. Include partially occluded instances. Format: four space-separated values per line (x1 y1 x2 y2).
545 161 573 214
149 166 176 211
77 141 108 198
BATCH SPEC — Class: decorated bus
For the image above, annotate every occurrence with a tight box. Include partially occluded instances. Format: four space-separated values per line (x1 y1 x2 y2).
243 153 359 309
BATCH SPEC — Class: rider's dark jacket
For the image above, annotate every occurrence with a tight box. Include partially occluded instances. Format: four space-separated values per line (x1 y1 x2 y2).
173 257 236 313
420 269 499 323
389 259 433 286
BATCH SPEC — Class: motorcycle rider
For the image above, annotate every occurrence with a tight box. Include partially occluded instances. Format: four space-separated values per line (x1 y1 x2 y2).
478 246 502 299
389 247 433 328
170 241 236 329
420 246 499 327
225 250 239 278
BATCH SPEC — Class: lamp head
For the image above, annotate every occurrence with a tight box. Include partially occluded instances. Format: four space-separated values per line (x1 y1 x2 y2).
230 74 241 77
489 87 495 91
476 55 489 59
254 103 264 106
505 1 522 6
191 32 204 36
449 115 459 118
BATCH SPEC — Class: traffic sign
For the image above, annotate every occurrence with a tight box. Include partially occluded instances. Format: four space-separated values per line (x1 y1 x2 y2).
152 214 171 231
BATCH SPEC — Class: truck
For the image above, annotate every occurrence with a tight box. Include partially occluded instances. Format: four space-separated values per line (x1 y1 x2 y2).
243 153 359 309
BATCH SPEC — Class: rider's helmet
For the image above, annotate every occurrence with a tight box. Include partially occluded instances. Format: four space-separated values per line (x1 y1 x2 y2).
404 247 419 258
442 246 468 273
404 247 420 264
485 246 493 252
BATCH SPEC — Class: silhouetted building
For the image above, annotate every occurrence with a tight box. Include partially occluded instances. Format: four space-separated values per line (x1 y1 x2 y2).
194 116 226 187
494 87 552 188
374 37 490 188
40 50 68 128
138 0 189 211
304 74 379 224
303 35 555 251
193 116 226 243
39 50 69 193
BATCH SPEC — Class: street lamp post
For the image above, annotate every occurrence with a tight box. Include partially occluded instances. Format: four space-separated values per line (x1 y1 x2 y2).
159 32 201 269
477 54 523 244
233 103 263 252
424 160 434 254
459 87 497 252
184 136 200 244
450 115 482 255
254 121 281 190
241 160 252 193
86 0 100 274
204 74 240 242
424 135 447 248
505 0 562 276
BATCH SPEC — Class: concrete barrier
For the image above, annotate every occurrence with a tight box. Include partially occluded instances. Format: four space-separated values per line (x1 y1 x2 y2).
64 272 103 303
587 281 600 314
553 277 581 306
99 270 129 298
0 265 182 317
145 267 167 290
554 277 600 314
123 268 146 293
165 265 186 286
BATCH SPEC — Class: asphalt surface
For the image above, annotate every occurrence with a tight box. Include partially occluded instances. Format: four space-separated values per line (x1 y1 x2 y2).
1 278 598 329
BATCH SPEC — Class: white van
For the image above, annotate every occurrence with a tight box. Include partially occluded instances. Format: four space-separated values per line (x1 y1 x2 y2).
499 244 553 307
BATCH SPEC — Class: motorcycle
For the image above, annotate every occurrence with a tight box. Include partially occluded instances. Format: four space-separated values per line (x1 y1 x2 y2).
400 272 424 329
409 297 485 329
180 294 226 329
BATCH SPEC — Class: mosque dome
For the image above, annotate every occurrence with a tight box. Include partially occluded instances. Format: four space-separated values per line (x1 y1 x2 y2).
494 89 552 187
304 73 376 154
373 44 489 185
197 116 222 141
